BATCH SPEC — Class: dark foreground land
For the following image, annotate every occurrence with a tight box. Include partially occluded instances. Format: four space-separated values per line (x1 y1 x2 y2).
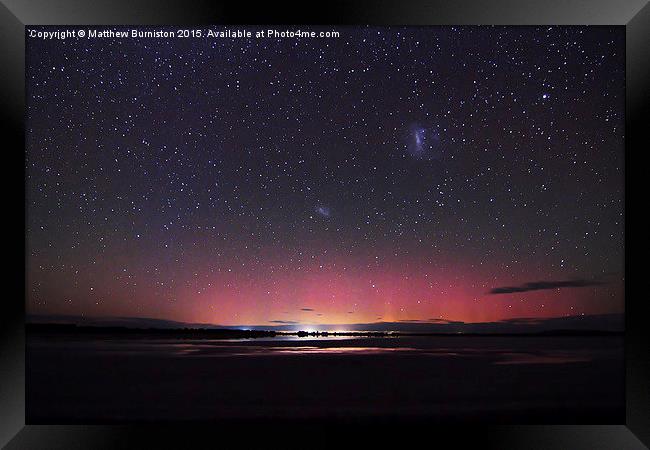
26 327 624 423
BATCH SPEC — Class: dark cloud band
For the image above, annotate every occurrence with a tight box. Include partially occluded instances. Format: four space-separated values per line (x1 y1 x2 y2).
489 279 605 294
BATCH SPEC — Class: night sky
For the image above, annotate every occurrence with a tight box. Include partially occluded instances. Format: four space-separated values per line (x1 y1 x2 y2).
26 26 624 328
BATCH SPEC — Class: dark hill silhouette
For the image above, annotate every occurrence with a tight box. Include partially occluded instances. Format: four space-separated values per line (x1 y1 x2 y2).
26 312 624 335
26 322 622 339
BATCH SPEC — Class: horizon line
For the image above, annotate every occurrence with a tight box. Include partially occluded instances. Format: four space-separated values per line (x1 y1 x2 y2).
26 311 625 329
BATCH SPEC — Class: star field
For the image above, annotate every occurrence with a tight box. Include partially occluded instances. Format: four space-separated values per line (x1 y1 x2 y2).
26 26 624 327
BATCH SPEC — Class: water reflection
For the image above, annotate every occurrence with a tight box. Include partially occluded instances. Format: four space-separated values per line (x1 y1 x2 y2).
152 343 594 364
494 352 592 365
29 336 601 365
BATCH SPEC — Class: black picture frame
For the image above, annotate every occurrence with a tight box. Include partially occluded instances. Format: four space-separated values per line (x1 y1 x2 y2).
2 1 647 448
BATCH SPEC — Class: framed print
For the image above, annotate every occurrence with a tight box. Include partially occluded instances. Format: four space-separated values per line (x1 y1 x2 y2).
1 0 648 448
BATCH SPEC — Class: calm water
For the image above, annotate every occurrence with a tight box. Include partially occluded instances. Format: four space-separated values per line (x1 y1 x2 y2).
27 334 624 423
